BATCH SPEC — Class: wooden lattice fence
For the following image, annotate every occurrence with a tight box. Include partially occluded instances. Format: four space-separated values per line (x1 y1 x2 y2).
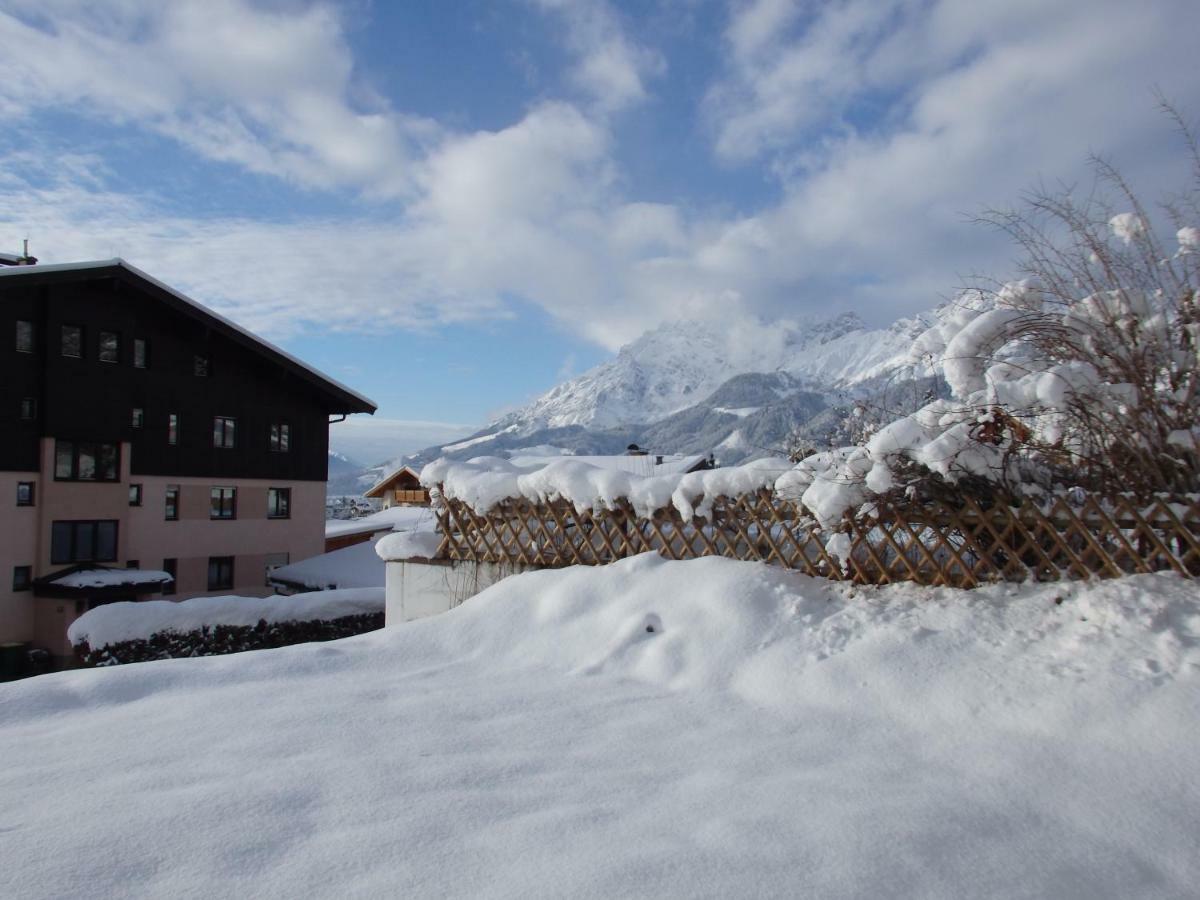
433 490 1200 587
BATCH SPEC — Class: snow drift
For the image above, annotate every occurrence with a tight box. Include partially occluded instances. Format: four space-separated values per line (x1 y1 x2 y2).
67 588 385 650
2 556 1198 898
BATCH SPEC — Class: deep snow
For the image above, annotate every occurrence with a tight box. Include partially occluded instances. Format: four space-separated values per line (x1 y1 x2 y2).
2 556 1198 899
67 587 384 649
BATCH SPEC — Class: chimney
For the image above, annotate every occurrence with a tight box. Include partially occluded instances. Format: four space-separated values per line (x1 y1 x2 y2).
0 239 38 267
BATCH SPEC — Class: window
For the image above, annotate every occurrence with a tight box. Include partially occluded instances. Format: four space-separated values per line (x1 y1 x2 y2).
54 440 119 481
15 320 33 353
194 355 210 377
133 338 148 369
212 416 236 449
162 558 177 595
267 487 291 519
98 331 120 363
210 486 236 520
168 413 179 445
207 556 234 591
264 552 289 586
269 422 291 452
61 324 83 358
19 398 36 420
126 559 139 569
13 566 32 592
165 485 180 521
50 520 118 564
129 484 143 506
16 482 34 506
131 408 144 428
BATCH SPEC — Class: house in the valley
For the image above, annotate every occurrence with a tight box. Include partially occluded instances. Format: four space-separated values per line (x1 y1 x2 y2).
364 465 430 509
0 258 376 666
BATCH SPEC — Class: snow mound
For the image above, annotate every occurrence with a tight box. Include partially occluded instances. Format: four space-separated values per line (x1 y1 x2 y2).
66 588 384 649
4 559 1199 899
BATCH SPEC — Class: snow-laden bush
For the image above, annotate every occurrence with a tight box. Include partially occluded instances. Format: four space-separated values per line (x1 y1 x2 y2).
783 116 1200 526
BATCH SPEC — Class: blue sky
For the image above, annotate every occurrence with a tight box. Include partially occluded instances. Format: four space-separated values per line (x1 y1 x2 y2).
2 0 1199 463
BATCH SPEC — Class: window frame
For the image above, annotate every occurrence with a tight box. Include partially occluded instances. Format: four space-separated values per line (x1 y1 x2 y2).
131 407 144 428
13 565 32 592
164 485 180 521
133 338 148 369
98 330 120 364
210 486 237 520
267 487 291 519
269 422 291 453
129 484 143 507
16 481 34 507
19 397 36 420
167 413 179 446
61 324 83 359
207 556 234 591
161 558 177 595
15 319 34 353
53 440 120 482
50 520 119 565
194 355 210 377
212 416 237 449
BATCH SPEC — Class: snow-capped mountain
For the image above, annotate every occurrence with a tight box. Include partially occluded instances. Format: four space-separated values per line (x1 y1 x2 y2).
490 312 928 436
393 308 941 471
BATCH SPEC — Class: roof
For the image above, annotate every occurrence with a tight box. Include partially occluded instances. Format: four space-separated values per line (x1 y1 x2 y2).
506 453 711 476
269 540 385 591
0 259 376 414
364 465 422 498
325 504 437 539
33 565 172 598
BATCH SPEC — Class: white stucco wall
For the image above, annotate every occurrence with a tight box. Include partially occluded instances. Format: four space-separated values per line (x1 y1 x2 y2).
383 558 519 625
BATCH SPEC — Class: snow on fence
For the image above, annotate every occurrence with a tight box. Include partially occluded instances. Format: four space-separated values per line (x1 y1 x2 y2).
430 490 1200 587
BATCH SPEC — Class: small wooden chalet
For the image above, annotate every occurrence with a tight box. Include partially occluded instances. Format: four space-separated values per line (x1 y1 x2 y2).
364 465 430 509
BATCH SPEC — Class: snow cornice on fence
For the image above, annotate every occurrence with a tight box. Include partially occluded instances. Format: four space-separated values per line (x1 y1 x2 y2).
419 456 794 521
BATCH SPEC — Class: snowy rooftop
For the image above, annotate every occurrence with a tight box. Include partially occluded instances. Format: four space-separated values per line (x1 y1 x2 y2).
40 567 172 590
325 505 437 539
269 541 385 591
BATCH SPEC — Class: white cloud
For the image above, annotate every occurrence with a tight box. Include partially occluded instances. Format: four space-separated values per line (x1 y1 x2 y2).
0 0 436 196
530 0 665 112
3 0 1200 359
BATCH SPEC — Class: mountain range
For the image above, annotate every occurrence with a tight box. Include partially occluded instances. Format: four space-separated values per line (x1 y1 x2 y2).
381 309 938 478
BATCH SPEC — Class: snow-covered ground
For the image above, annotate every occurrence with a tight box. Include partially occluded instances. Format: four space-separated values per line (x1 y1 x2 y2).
3 556 1198 898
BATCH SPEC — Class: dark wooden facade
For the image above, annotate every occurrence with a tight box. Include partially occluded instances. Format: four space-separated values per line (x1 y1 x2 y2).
1 262 375 479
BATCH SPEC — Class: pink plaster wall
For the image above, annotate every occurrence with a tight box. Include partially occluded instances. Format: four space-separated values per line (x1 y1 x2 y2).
0 472 39 644
2 439 328 658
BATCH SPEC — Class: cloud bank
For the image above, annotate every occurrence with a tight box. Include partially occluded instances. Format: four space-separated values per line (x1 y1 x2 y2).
2 0 1198 350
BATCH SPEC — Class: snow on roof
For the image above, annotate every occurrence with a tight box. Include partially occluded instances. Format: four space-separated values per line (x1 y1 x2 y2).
269 540 385 591
0 259 376 413
48 568 172 589
325 505 437 539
